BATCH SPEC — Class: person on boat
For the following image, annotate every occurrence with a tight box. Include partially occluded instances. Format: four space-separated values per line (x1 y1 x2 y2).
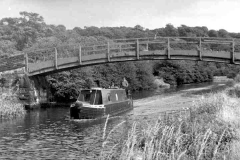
122 77 131 98
110 82 115 88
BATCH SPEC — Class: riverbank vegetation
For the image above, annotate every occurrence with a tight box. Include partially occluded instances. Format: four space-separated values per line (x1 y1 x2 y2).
100 82 240 160
1 12 240 101
0 92 26 119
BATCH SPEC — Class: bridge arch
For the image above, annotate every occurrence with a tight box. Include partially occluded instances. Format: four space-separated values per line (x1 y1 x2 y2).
21 37 240 76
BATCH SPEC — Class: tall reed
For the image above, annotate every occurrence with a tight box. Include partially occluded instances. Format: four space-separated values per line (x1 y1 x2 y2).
101 91 240 160
0 89 25 119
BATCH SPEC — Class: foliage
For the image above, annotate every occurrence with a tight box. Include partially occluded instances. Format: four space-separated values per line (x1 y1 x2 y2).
0 92 26 119
47 72 80 102
2 11 240 102
153 60 213 85
101 92 240 160
47 61 156 102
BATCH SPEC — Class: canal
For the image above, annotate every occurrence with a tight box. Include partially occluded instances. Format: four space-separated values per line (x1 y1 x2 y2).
0 82 231 159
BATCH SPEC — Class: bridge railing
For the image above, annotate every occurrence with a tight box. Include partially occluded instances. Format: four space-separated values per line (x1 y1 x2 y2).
24 37 240 74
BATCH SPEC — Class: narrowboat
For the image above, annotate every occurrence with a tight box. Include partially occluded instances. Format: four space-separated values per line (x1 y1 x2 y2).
70 88 133 119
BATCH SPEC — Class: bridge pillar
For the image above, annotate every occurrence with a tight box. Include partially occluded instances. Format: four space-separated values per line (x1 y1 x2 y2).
17 73 52 107
0 68 25 94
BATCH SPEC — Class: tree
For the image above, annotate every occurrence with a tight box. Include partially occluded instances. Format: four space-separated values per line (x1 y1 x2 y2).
0 40 16 56
164 24 178 37
134 25 144 31
208 30 218 37
218 29 229 38
0 11 46 51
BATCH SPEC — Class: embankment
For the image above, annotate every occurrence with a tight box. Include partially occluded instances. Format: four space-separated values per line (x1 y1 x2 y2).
101 82 240 160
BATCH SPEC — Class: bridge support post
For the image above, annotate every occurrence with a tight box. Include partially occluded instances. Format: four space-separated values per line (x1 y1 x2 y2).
136 39 140 59
107 42 110 62
54 47 58 69
167 38 171 59
198 38 202 61
231 40 235 64
25 53 29 73
78 45 82 65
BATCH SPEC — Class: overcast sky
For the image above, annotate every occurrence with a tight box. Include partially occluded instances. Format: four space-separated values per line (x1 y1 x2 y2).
0 0 239 32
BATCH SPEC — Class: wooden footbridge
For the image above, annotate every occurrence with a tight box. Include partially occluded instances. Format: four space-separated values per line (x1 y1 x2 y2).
2 37 240 76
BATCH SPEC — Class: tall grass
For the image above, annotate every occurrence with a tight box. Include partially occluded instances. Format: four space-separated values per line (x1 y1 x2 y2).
99 115 127 160
101 91 240 160
0 89 26 119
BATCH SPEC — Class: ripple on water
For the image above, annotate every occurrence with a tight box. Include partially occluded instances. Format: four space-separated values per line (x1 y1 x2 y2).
0 107 132 159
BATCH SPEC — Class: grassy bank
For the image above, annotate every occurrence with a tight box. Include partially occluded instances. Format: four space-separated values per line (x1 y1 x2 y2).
0 91 26 119
101 84 240 160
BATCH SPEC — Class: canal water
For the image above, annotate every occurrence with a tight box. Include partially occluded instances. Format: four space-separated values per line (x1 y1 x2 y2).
0 82 231 159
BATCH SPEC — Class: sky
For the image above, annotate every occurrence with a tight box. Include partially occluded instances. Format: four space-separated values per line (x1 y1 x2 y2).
0 0 240 32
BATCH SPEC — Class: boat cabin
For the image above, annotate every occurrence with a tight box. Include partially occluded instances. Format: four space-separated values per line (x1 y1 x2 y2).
77 88 128 105
70 87 132 119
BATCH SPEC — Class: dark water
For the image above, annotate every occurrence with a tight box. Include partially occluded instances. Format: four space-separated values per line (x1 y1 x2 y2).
0 82 231 159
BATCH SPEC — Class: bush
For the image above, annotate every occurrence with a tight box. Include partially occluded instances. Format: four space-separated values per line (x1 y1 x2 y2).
0 93 25 119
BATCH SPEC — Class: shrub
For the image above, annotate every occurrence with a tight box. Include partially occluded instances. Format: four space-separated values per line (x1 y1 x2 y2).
0 93 25 119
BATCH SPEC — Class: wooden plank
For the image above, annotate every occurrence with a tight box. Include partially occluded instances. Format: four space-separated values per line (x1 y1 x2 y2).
202 42 231 45
145 41 166 44
140 50 166 56
170 41 198 44
58 57 79 65
84 48 107 53
28 61 54 73
203 39 233 43
234 52 240 60
112 47 135 50
203 51 231 59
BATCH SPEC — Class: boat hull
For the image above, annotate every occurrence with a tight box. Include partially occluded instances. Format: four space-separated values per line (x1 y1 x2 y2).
70 100 133 119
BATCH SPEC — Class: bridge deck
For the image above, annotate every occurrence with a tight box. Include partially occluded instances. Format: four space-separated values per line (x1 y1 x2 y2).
1 37 240 76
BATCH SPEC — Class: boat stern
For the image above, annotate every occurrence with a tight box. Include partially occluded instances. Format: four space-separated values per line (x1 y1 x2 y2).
70 101 105 119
